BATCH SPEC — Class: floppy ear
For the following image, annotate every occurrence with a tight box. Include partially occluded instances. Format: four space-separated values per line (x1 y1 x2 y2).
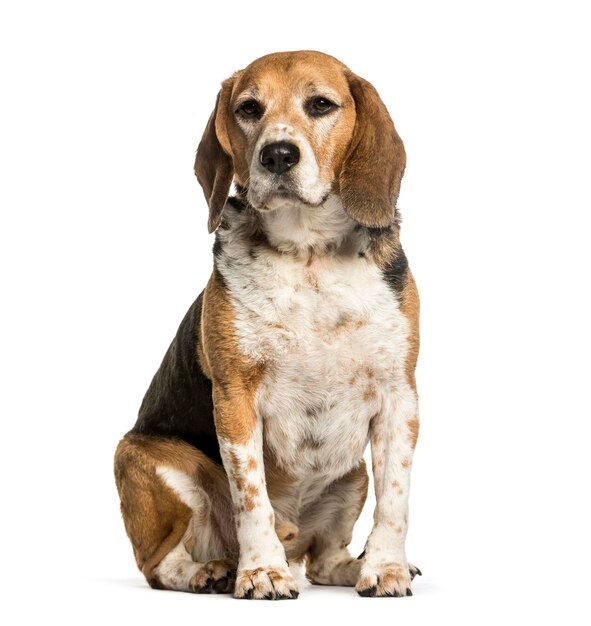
339 74 406 228
194 81 235 233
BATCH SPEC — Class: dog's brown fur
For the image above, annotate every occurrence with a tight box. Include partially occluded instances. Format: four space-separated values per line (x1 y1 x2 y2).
115 50 419 599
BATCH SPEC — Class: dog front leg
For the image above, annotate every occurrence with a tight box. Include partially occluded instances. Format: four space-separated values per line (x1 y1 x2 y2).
356 386 419 598
214 391 299 600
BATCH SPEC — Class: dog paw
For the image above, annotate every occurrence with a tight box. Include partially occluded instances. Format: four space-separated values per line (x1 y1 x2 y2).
189 558 237 594
308 554 361 586
234 564 299 600
356 561 413 598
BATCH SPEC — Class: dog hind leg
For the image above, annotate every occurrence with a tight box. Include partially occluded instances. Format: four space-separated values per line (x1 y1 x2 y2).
302 460 369 586
114 432 237 592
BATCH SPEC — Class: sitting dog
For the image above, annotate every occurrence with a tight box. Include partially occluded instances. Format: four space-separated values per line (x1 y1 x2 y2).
114 50 421 600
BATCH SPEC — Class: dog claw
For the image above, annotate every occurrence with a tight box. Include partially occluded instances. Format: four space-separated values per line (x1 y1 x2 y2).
212 577 228 593
196 577 213 593
357 586 377 597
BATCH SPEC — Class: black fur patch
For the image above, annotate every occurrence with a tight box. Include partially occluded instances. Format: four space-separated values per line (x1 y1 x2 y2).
382 248 409 296
366 226 393 239
227 195 247 212
132 291 221 465
364 226 409 296
212 235 223 258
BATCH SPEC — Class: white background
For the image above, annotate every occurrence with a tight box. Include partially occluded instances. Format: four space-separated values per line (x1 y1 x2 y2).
1 1 590 624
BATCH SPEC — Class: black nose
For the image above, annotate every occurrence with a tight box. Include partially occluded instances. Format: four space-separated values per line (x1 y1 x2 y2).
259 142 300 175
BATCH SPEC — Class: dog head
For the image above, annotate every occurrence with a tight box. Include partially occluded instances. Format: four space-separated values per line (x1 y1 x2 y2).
194 51 405 233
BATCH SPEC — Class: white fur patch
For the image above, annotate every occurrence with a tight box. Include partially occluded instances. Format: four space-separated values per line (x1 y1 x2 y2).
156 466 225 563
218 424 289 568
260 194 355 253
247 113 332 209
156 466 204 510
152 539 202 592
216 197 416 525
289 560 311 589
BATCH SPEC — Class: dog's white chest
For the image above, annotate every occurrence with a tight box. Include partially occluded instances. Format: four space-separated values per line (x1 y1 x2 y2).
221 247 410 486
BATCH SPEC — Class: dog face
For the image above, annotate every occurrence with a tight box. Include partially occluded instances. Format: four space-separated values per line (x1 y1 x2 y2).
195 51 406 233
226 53 356 212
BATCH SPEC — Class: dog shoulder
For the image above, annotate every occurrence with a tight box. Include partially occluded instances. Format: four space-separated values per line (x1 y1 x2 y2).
366 227 420 387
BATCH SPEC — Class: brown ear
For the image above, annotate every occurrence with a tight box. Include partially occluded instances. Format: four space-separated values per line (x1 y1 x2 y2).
194 81 234 233
339 74 406 228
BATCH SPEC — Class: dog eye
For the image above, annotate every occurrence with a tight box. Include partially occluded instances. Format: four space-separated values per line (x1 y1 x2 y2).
237 100 261 120
308 97 336 116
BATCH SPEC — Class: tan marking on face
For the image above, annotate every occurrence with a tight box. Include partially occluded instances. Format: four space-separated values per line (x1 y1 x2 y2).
407 417 420 449
246 456 257 471
222 52 357 193
195 50 405 230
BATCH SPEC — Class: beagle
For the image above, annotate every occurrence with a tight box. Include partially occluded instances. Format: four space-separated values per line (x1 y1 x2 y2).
114 50 421 600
